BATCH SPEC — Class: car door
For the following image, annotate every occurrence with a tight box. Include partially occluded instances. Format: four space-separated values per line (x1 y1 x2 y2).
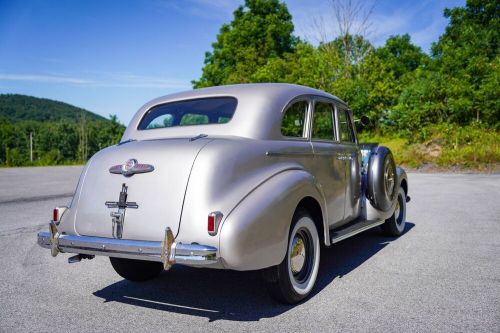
310 99 347 229
335 107 361 223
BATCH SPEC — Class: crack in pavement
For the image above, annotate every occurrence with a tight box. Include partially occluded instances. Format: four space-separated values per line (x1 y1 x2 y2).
0 193 73 205
0 223 47 237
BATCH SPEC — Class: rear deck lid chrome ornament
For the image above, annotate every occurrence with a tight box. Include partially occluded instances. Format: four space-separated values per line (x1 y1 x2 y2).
109 158 154 177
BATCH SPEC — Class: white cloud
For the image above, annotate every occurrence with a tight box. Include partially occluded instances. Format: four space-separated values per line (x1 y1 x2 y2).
289 0 453 51
154 0 242 20
0 73 92 84
0 72 191 90
188 0 241 15
410 13 448 51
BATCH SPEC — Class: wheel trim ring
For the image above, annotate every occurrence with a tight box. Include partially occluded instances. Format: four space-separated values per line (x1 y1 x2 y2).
286 216 320 296
395 190 406 231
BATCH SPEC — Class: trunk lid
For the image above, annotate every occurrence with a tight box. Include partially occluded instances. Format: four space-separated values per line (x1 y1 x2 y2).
73 138 210 241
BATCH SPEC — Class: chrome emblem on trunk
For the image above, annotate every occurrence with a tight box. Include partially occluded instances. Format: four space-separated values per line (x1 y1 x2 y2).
105 183 138 239
109 159 154 177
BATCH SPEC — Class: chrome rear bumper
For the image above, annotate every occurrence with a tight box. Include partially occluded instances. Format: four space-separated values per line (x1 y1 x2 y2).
37 222 218 268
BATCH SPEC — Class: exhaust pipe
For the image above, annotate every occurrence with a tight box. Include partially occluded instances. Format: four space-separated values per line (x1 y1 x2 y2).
68 254 95 264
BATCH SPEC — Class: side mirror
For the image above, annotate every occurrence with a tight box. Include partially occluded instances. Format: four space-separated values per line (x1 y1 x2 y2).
360 115 372 127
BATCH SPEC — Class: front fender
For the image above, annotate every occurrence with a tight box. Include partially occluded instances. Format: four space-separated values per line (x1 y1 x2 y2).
219 169 325 271
396 166 409 195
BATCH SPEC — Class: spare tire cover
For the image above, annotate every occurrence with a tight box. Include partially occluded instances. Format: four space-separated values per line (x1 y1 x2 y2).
367 146 397 211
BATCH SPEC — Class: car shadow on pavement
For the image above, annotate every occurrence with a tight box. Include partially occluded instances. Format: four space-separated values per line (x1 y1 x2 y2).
93 223 414 322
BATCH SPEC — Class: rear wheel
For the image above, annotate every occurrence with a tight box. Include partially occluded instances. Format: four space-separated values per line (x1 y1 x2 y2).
264 209 320 304
381 187 407 236
109 257 164 282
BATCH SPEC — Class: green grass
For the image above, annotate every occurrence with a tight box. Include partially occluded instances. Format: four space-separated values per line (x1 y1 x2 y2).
359 123 500 171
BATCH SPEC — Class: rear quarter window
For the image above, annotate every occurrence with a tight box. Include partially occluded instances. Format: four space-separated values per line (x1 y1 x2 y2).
281 101 308 138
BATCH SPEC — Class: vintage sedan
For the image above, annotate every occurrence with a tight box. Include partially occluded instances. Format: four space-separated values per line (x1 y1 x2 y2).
37 83 409 304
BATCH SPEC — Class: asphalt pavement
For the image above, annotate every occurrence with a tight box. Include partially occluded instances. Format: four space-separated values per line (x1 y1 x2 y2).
0 166 499 332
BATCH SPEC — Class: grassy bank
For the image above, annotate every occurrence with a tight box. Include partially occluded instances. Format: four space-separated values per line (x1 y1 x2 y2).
2 124 498 173
359 124 500 172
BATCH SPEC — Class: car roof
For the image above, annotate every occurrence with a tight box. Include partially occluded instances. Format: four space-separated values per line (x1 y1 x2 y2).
122 83 346 141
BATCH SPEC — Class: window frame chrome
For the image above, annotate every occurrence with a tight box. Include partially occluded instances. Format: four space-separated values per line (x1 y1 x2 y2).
335 105 358 145
310 96 339 143
279 96 313 141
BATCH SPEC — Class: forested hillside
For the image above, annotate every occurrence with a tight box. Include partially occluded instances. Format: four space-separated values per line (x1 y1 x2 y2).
194 0 499 170
0 94 106 123
0 95 124 166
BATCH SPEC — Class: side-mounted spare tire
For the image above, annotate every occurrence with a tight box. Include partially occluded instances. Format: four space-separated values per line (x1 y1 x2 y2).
367 145 398 212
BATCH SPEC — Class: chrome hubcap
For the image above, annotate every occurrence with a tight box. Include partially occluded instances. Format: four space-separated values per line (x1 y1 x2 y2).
289 227 314 284
384 159 395 197
290 236 306 274
394 200 400 221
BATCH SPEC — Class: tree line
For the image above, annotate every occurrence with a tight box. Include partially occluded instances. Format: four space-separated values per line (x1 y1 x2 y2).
0 110 124 167
193 0 499 137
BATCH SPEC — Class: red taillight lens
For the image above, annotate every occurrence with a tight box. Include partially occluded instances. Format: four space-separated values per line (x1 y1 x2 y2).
207 212 223 236
53 208 58 222
207 215 215 233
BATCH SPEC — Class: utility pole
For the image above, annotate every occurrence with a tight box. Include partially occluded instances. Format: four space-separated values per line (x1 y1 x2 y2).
30 132 33 162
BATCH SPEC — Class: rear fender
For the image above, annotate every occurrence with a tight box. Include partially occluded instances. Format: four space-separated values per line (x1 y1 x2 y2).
218 170 326 271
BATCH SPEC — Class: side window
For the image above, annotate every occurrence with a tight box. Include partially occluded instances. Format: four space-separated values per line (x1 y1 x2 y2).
337 109 355 143
312 102 335 141
281 101 308 138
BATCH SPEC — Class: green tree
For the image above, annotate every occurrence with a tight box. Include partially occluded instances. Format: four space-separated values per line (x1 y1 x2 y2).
374 34 429 81
192 0 297 88
390 70 450 134
431 0 499 123
253 42 328 88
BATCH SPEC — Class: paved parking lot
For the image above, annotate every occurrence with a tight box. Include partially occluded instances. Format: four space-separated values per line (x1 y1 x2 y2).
0 166 499 332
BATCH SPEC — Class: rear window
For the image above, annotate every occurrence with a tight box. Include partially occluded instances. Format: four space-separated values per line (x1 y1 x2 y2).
138 97 237 130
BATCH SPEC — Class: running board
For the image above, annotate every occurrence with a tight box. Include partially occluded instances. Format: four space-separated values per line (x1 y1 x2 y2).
330 220 385 244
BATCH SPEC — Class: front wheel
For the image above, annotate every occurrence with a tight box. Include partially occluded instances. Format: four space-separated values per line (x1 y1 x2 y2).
264 209 320 304
110 257 164 282
381 187 407 236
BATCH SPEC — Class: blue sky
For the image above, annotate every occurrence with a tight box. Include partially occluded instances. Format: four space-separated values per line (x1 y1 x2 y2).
0 0 465 125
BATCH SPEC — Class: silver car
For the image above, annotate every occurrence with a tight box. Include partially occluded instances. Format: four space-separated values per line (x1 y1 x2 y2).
37 83 409 304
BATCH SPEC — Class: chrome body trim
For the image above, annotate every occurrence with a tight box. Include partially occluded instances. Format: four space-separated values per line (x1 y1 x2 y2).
109 158 155 176
37 227 218 267
266 151 315 157
329 220 385 244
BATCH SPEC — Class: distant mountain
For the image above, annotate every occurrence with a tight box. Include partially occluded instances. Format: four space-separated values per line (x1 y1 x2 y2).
0 94 108 123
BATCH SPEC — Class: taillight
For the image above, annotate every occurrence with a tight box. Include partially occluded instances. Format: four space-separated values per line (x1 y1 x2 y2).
208 211 223 236
52 206 68 225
